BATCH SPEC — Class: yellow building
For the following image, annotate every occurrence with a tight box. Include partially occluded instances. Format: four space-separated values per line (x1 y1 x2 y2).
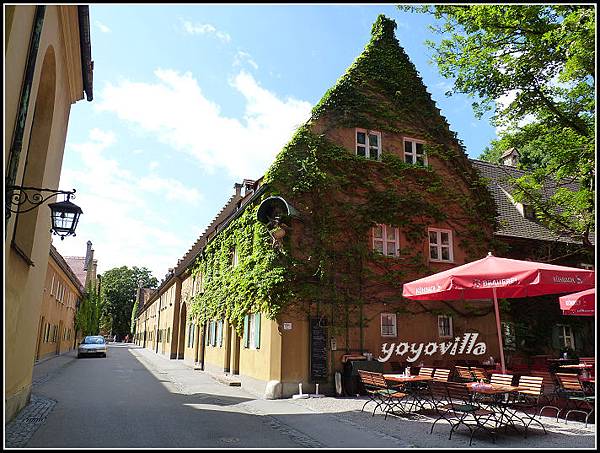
35 245 84 361
5 5 93 422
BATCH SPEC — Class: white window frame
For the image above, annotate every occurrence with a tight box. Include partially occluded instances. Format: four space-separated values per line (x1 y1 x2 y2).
356 128 381 161
50 274 55 296
579 263 594 270
232 248 238 267
437 315 453 338
372 224 400 257
403 138 427 165
557 324 575 350
428 228 454 263
380 313 397 337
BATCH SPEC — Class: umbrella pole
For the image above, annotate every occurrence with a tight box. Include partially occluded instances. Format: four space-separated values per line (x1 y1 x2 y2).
492 287 506 373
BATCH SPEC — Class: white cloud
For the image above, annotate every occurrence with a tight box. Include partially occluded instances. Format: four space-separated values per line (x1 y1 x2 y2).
95 20 111 33
149 161 160 170
181 20 231 43
95 69 313 180
54 128 203 279
233 51 258 70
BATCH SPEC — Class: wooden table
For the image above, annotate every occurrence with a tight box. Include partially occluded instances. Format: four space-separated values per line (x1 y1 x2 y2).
383 374 433 384
383 375 433 415
466 382 522 395
559 363 593 369
466 383 526 435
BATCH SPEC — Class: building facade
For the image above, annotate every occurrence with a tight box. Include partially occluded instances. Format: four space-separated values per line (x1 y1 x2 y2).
5 5 93 421
136 16 509 398
35 245 84 361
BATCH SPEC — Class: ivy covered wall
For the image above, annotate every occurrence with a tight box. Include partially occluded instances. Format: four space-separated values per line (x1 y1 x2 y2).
189 15 500 345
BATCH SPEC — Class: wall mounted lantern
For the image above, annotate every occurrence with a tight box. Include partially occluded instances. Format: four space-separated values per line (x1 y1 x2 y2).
6 185 83 240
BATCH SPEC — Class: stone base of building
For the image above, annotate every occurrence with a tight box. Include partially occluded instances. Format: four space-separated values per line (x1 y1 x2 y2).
5 384 32 425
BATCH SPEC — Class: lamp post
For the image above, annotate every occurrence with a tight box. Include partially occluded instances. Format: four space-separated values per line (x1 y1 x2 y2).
6 185 83 239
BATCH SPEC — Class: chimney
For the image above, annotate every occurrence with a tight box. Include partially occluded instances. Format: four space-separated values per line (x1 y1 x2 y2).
500 148 519 167
242 179 255 196
234 182 243 197
83 240 92 270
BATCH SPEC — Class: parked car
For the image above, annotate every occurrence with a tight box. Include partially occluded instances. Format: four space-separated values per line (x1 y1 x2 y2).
77 335 107 358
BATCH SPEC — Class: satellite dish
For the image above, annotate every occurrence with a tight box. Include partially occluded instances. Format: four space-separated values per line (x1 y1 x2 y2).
256 196 299 225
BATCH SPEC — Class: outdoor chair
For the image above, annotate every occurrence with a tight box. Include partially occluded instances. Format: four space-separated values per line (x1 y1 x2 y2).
419 367 435 377
555 373 595 427
442 382 498 446
454 366 475 382
433 368 451 382
528 371 562 420
579 357 595 367
490 373 514 387
470 367 490 383
357 370 409 420
506 375 548 437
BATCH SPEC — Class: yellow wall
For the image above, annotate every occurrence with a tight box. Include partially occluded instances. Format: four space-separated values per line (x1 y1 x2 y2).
36 255 82 361
5 5 89 422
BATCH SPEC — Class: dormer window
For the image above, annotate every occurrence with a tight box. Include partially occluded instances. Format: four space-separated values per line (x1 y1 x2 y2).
404 138 427 165
356 129 381 161
522 204 536 220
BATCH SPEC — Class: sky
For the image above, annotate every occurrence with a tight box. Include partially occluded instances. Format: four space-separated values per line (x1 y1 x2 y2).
53 4 499 282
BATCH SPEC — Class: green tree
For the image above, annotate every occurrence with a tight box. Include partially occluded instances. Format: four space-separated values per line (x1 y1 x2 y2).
402 5 595 249
101 266 158 338
75 281 100 337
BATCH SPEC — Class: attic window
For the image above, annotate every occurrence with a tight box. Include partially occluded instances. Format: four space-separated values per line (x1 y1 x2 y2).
404 138 427 165
522 204 536 220
356 129 381 161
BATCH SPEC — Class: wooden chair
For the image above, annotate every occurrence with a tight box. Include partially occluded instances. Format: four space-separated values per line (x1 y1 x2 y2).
443 382 498 445
529 370 562 420
508 375 548 436
490 373 514 387
357 370 409 420
454 366 475 382
579 357 595 367
470 367 489 383
433 368 451 382
555 373 595 427
419 367 435 377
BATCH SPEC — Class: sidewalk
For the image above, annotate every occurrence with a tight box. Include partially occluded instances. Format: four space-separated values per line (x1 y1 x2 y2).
131 346 596 449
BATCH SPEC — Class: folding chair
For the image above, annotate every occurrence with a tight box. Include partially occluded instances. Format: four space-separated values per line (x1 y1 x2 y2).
529 370 561 420
555 373 595 427
454 366 475 382
507 375 548 437
358 370 409 420
445 382 498 446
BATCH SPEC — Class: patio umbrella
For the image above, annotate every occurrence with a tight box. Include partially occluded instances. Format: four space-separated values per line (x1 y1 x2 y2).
559 288 595 316
402 252 595 373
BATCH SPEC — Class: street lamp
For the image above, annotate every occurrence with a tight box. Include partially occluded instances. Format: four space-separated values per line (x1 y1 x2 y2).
6 185 83 240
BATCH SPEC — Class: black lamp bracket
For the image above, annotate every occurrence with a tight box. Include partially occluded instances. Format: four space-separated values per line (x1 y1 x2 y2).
5 185 76 218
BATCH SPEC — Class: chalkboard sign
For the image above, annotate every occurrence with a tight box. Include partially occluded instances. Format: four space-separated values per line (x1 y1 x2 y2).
310 318 328 382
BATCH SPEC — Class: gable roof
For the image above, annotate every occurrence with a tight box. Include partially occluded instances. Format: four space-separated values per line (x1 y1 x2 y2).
63 255 97 288
470 159 594 245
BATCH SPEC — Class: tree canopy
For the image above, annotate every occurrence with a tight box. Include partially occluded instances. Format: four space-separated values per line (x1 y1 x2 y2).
402 5 595 249
100 266 158 338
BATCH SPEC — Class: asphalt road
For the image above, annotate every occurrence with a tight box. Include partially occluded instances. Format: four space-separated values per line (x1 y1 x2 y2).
26 344 310 448
22 343 596 449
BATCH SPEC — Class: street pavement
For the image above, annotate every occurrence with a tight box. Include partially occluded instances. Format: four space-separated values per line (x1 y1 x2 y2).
6 343 596 449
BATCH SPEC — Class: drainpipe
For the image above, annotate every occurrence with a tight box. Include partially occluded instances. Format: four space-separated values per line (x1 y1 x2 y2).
5 6 45 229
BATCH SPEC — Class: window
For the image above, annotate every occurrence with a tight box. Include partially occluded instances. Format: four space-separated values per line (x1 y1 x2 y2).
232 248 238 267
216 320 223 347
356 129 381 161
50 274 55 296
404 138 427 165
208 320 217 346
380 313 397 337
372 224 399 257
580 263 594 270
428 228 454 262
502 322 516 351
438 315 453 338
522 204 536 220
244 313 261 349
557 324 575 350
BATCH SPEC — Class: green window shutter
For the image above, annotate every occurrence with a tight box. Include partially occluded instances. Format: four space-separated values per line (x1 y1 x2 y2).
254 313 261 349
243 315 249 348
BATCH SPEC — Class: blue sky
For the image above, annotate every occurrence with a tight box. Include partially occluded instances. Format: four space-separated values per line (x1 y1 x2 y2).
54 4 498 281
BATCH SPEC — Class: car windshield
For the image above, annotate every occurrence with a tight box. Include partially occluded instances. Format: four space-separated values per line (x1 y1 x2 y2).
83 336 105 344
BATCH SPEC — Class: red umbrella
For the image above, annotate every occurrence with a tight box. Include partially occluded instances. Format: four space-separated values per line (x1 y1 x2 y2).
559 288 595 316
402 253 595 373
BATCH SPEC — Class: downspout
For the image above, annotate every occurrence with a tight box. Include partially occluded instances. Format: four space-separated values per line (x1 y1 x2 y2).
5 6 46 229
